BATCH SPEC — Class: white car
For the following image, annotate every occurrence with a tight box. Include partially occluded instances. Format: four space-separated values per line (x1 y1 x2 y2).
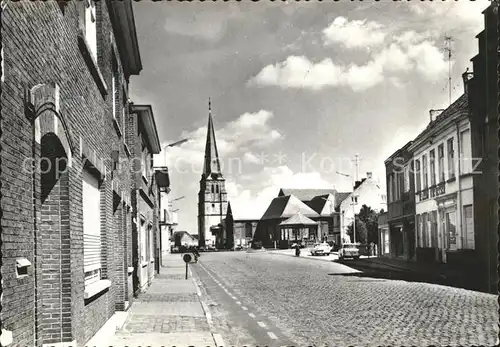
310 243 332 256
338 243 360 260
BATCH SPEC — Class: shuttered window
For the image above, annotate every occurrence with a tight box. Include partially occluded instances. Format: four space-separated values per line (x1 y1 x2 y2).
463 205 474 249
82 169 101 286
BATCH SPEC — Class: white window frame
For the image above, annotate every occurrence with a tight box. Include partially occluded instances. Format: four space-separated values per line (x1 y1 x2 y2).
422 154 428 189
140 217 147 264
447 138 455 179
415 159 421 192
460 129 472 174
463 205 474 249
142 146 148 181
403 165 410 193
149 223 154 262
84 0 97 63
438 144 445 183
82 169 102 287
429 149 436 186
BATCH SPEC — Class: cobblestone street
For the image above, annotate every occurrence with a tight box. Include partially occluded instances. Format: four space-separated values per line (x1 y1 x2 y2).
192 251 498 347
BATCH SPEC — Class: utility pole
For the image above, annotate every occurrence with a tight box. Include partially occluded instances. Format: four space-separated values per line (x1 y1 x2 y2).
352 154 361 182
444 36 453 106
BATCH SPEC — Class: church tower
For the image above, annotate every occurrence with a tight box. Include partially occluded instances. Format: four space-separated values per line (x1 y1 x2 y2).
198 99 228 248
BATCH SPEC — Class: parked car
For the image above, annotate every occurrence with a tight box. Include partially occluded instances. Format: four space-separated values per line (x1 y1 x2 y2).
310 243 331 256
234 245 243 251
338 243 360 260
207 245 217 251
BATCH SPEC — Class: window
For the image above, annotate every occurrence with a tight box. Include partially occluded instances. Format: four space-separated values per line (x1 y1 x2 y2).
142 146 149 181
416 214 422 247
429 149 436 186
422 213 428 247
422 155 428 189
211 185 214 194
445 210 457 248
438 144 445 183
388 175 393 203
148 224 154 261
245 223 253 238
1 46 4 83
403 165 410 192
112 55 119 121
460 129 472 174
215 185 219 194
83 0 97 62
122 87 127 137
447 138 455 179
463 205 474 249
430 211 437 247
415 159 421 192
140 218 146 263
83 169 102 286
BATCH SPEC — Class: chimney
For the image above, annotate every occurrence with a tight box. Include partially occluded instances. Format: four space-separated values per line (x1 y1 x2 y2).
462 69 474 94
429 109 445 122
366 172 372 179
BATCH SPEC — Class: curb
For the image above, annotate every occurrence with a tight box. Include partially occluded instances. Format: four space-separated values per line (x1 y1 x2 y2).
189 264 228 347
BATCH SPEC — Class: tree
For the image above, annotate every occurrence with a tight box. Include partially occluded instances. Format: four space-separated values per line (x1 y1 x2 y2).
347 205 380 245
346 217 368 244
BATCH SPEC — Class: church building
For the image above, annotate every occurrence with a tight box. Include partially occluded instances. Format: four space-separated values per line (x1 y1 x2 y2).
198 100 228 248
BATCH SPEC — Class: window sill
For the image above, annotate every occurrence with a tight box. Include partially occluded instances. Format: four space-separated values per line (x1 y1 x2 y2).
141 261 148 268
84 279 111 300
124 142 131 158
77 31 108 98
112 117 123 138
446 177 456 183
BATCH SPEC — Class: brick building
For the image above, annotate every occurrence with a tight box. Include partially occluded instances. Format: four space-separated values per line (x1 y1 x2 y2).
128 104 162 294
464 3 498 294
0 1 151 346
383 141 416 261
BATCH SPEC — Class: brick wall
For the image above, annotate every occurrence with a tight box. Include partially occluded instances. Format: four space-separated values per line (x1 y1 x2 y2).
1 1 136 346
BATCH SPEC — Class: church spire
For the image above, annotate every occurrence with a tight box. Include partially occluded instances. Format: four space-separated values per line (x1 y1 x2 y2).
202 98 222 178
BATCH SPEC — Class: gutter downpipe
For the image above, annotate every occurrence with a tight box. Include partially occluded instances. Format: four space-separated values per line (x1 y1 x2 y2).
455 120 463 255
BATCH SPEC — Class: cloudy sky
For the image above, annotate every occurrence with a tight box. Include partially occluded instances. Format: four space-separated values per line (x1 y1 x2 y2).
130 0 489 233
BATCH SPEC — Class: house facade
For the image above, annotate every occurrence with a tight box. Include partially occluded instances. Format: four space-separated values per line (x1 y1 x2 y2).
384 142 416 261
339 172 387 243
408 94 475 265
0 1 142 346
128 104 161 293
464 4 498 294
233 219 259 247
277 189 346 245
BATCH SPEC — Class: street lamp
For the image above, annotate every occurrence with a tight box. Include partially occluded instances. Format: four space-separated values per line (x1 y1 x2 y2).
336 171 356 243
165 138 189 148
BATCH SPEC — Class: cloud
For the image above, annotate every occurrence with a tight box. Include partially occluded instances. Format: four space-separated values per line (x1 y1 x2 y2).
249 20 450 91
323 17 386 49
226 165 334 219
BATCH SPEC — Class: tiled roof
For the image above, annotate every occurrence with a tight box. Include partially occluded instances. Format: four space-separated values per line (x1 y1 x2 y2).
261 195 319 220
334 192 351 208
279 212 318 227
278 189 336 202
306 195 329 214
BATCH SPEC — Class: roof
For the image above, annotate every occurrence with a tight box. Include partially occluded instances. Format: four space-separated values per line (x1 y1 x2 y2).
202 102 223 179
108 0 142 75
409 94 469 152
278 189 336 201
334 192 351 208
173 231 196 240
279 212 318 227
261 195 319 220
130 104 161 154
384 141 414 164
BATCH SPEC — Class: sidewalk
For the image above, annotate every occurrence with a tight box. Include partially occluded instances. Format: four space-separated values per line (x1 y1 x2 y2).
338 256 484 291
102 254 221 347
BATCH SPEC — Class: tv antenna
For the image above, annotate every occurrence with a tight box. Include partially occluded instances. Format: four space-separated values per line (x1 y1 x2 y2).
352 154 361 182
444 35 453 106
